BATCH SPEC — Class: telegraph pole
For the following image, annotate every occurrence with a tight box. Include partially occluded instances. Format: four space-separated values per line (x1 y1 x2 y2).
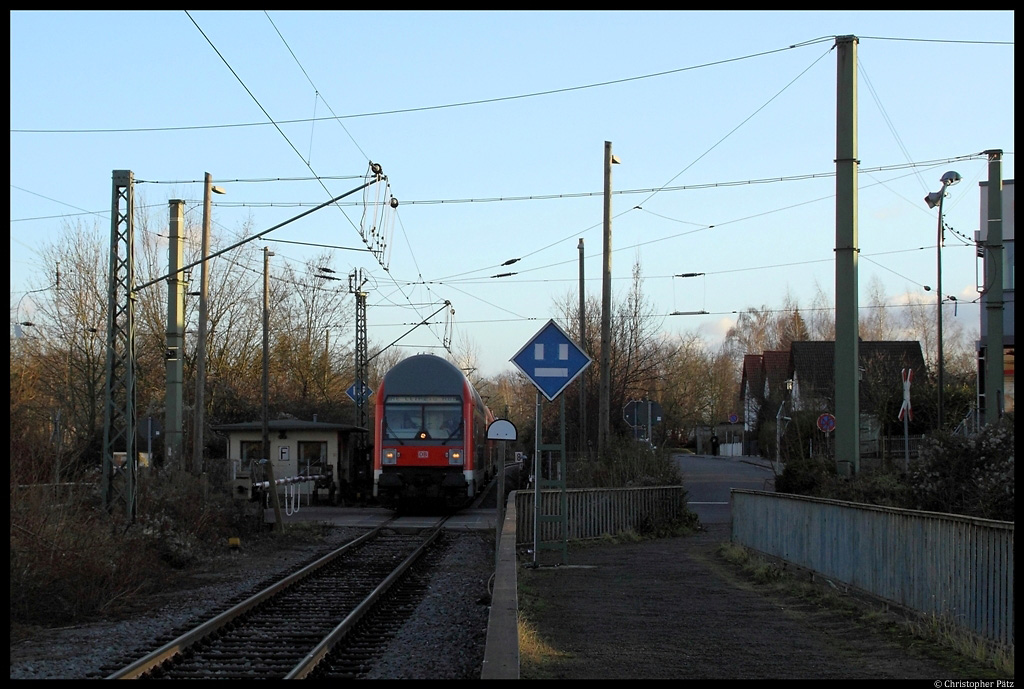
193 173 225 475
598 142 620 456
350 269 369 437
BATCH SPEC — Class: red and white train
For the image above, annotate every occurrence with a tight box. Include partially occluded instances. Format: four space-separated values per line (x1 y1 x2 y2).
373 354 495 509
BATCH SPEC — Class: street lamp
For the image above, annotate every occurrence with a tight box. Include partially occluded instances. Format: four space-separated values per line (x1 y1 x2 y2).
923 170 961 430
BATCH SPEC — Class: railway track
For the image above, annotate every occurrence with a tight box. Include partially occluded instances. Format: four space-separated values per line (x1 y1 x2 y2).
106 520 450 680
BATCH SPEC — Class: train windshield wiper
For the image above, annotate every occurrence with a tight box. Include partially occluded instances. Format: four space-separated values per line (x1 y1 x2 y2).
444 419 464 442
384 418 404 445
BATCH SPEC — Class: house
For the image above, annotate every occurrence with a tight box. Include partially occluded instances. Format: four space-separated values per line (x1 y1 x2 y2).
740 340 926 458
212 418 368 504
739 354 764 453
789 340 927 416
738 351 790 455
789 340 926 456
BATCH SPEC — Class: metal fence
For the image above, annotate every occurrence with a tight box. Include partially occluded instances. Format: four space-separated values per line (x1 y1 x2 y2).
514 486 689 545
731 490 1014 650
879 435 924 460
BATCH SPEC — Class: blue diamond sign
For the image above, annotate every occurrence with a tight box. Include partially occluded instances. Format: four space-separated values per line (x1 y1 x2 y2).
511 319 591 401
346 380 374 404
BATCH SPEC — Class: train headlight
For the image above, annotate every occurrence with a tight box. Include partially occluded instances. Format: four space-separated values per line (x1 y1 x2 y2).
382 449 398 465
448 449 464 466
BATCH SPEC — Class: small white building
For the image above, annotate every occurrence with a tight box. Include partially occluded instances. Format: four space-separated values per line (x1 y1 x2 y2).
213 419 367 504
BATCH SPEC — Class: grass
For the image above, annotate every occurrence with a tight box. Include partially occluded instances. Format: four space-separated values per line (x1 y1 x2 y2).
909 612 1015 677
517 610 570 677
716 541 1015 677
516 567 571 679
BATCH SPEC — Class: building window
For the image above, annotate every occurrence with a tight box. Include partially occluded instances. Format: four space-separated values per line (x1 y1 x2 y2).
240 440 263 461
298 441 327 477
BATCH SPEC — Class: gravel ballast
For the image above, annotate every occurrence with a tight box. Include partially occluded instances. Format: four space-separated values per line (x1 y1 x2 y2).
10 527 496 680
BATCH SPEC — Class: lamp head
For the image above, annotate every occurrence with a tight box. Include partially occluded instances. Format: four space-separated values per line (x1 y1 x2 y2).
924 191 944 209
940 170 962 187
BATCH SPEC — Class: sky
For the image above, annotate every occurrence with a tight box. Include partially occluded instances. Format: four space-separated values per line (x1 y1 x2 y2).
10 11 1015 379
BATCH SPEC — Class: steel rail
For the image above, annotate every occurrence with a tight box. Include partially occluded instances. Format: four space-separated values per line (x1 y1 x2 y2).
285 521 445 678
105 524 390 679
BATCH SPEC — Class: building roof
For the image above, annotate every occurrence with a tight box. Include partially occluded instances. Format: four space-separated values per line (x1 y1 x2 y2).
763 350 792 398
790 340 927 402
739 354 764 400
211 419 368 434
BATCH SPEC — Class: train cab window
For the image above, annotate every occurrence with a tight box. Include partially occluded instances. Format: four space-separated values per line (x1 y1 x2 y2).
385 404 423 440
384 401 462 441
426 405 463 440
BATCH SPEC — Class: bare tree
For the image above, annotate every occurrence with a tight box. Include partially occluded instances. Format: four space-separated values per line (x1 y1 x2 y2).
806 279 835 341
17 220 109 477
273 253 352 414
859 275 900 341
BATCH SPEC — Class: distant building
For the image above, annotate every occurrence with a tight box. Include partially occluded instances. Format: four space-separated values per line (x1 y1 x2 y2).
739 340 926 458
212 418 367 504
788 341 926 418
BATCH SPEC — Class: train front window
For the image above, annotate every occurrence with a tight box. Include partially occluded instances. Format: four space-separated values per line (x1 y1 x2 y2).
384 399 462 442
425 405 463 440
385 404 423 440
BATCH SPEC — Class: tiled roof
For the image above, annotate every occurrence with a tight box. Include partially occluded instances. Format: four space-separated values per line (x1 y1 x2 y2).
790 340 927 401
763 350 791 397
739 354 764 399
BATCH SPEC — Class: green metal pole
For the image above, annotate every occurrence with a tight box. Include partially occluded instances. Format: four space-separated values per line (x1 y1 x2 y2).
982 150 1004 426
834 35 860 476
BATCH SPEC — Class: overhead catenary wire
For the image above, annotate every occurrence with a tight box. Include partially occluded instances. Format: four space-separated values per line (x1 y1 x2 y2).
183 11 449 355
10 25 1007 365
14 34 1007 136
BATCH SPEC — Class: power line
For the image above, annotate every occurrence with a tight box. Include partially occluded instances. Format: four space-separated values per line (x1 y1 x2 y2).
9 153 994 223
11 36 835 135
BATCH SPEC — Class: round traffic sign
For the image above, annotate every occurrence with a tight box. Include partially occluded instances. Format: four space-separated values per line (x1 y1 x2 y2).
817 413 836 433
728 413 738 424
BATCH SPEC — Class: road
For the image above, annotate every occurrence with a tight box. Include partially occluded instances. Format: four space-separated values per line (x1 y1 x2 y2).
672 452 777 525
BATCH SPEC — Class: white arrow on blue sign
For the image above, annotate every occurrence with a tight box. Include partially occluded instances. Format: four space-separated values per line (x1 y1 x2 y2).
346 381 374 404
510 319 592 402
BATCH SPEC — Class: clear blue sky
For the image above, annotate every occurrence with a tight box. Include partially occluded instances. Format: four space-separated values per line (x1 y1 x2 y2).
10 11 1015 378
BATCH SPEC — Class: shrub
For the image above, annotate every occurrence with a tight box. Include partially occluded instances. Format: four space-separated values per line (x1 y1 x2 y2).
566 438 683 488
10 466 261 626
10 486 162 623
907 415 1014 521
818 469 913 509
775 415 1014 522
774 453 835 495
